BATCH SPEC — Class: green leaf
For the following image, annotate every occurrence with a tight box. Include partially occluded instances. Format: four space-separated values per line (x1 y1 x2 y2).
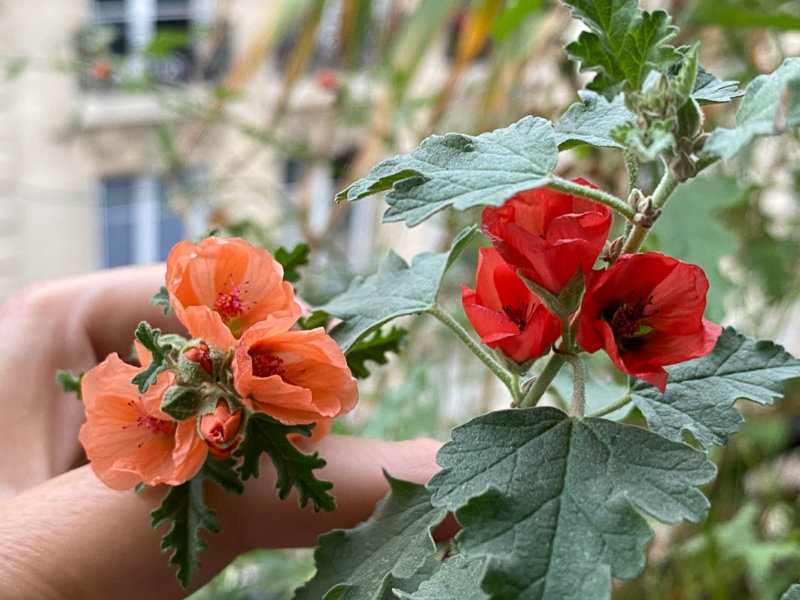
427 407 715 600
151 461 225 588
233 413 335 512
783 584 800 600
612 118 676 161
562 0 680 98
151 286 173 315
630 327 800 448
554 91 634 150
275 243 310 284
337 117 558 227
346 326 408 379
393 556 488 600
292 475 446 600
317 227 482 353
692 64 743 105
201 457 244 496
131 321 170 393
55 370 84 400
652 175 746 322
298 310 333 330
705 56 800 160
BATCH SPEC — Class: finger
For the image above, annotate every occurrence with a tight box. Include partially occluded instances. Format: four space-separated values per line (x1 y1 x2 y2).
0 436 441 600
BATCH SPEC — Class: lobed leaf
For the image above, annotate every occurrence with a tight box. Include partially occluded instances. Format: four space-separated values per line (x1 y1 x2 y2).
275 243 310 284
705 56 800 160
630 327 800 448
427 407 715 600
336 117 558 227
346 326 408 379
562 0 680 98
783 584 800 600
233 413 335 512
317 227 482 353
554 91 634 150
131 321 170 393
691 65 743 105
55 370 84 400
393 555 488 600
151 460 227 588
292 475 446 600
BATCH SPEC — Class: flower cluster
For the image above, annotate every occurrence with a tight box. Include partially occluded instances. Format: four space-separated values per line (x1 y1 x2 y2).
79 237 358 490
463 181 722 391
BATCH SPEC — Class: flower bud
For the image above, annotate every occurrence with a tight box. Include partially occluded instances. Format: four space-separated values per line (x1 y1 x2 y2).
200 399 243 457
184 343 212 375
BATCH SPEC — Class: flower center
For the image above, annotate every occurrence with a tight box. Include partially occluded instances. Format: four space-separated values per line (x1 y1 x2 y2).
250 352 287 380
503 302 531 332
605 296 657 350
212 275 252 323
125 399 176 436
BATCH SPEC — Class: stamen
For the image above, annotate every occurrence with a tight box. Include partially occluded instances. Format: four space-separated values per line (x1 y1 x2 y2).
503 302 531 332
212 275 253 323
250 352 287 380
124 399 176 436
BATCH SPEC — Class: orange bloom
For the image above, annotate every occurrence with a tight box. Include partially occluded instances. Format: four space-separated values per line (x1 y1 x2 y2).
79 354 207 490
200 399 244 458
231 316 358 438
166 237 300 349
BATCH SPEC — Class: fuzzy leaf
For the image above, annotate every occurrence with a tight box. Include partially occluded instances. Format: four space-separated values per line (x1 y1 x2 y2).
346 326 408 379
428 407 715 600
201 457 244 495
692 65 743 104
56 370 84 400
783 584 800 600
151 286 173 315
562 0 680 98
151 461 226 587
275 243 310 284
317 227 481 352
131 321 170 392
336 117 558 227
554 91 634 149
393 556 488 600
630 327 800 448
233 413 335 512
705 56 800 160
293 475 446 600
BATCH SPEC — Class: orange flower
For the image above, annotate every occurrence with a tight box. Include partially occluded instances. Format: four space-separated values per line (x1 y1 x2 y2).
166 237 300 349
231 316 358 438
199 399 244 458
79 354 207 490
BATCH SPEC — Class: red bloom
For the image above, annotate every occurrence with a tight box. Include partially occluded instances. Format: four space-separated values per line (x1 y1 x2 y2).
577 252 722 392
462 247 561 363
232 315 358 439
481 179 612 295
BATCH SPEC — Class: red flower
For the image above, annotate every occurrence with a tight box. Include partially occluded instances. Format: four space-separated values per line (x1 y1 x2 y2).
576 252 722 391
481 179 612 295
232 315 358 439
462 247 561 363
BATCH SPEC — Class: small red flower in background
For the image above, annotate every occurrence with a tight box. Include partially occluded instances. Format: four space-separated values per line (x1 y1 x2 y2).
79 354 207 490
481 179 612 295
232 315 358 439
166 237 299 348
576 252 722 392
462 247 561 363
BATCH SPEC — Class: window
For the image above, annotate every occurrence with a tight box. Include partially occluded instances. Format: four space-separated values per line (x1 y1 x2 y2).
79 0 228 88
98 173 200 268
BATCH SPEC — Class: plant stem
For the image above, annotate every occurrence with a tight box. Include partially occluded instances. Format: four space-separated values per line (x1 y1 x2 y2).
565 354 587 418
518 353 565 408
624 148 638 196
427 304 519 403
620 168 680 255
586 392 632 418
548 176 636 221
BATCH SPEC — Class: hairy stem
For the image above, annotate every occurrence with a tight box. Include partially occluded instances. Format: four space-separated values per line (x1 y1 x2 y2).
586 392 633 418
548 176 636 221
566 355 587 418
620 168 680 255
518 353 565 408
427 304 519 403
